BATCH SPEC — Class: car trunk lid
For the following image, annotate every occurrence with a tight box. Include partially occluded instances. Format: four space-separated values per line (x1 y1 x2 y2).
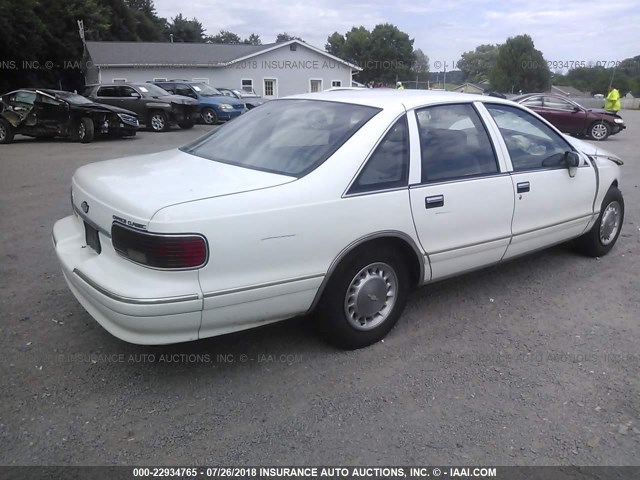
71 149 295 235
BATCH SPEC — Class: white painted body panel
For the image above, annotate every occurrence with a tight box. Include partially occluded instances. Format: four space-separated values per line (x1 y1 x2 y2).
52 90 622 345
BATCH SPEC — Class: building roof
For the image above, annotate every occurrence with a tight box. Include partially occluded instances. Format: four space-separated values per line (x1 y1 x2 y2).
85 40 360 70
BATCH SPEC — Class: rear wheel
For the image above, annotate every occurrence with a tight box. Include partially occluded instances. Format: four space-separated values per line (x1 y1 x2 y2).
588 121 610 141
575 186 624 257
149 111 169 132
0 118 15 144
71 117 94 143
316 246 410 349
201 108 218 125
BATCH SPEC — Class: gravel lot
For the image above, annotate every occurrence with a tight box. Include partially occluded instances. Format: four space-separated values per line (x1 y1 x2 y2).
1 114 639 467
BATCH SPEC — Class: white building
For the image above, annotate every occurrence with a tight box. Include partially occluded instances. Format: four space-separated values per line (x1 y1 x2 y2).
84 40 360 98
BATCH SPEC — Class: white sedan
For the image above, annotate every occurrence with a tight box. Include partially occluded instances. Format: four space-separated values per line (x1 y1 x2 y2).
53 90 624 348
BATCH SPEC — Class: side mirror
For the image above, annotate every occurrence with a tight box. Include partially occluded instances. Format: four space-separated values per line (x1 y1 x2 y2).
573 106 581 113
565 151 580 177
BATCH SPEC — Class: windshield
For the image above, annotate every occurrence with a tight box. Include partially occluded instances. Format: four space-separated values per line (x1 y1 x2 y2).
52 92 93 105
182 99 380 176
133 84 170 97
191 84 222 96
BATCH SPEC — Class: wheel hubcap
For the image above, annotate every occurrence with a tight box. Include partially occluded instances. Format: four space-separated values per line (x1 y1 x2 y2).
203 111 215 124
79 123 85 139
0 124 6 141
344 262 398 331
599 201 621 245
151 115 164 130
591 123 607 140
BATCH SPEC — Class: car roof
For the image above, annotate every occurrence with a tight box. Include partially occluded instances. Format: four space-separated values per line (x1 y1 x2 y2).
288 89 514 109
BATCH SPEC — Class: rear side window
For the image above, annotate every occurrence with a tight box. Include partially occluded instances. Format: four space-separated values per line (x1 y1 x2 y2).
96 86 120 97
348 115 409 194
416 103 499 182
182 99 380 177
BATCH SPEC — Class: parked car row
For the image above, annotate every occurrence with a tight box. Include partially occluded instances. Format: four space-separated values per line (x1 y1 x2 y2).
1 81 266 144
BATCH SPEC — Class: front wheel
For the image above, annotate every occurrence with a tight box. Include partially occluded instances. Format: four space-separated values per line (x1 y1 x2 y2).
575 186 624 257
71 117 95 143
0 118 15 144
316 246 409 349
588 121 610 141
148 111 169 132
201 108 218 125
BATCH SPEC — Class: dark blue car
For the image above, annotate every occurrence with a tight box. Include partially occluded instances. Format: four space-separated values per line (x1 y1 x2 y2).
152 81 247 125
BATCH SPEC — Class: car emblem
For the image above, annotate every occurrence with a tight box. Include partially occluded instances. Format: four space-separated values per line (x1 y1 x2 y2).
81 201 89 214
368 294 379 302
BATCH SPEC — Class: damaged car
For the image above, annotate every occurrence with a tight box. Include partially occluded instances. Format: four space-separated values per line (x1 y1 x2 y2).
0 89 139 144
83 83 199 132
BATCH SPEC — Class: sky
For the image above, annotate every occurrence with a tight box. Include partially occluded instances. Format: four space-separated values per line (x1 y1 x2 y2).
154 0 640 70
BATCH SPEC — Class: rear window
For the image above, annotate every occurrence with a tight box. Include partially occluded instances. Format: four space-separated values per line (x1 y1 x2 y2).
181 99 380 177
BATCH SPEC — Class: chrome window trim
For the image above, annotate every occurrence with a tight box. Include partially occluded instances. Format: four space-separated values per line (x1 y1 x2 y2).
409 172 511 188
203 273 325 299
73 269 200 305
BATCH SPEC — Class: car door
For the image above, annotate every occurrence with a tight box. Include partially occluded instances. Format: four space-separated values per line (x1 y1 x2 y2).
5 90 37 126
483 103 596 259
118 86 144 116
408 103 515 280
33 93 69 129
540 96 585 134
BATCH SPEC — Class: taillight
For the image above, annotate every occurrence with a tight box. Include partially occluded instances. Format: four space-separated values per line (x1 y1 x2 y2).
111 223 208 269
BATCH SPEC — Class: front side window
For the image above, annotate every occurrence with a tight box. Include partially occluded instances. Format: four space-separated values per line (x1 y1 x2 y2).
174 84 195 98
120 86 139 97
486 104 574 171
182 99 380 177
416 103 499 182
348 115 409 194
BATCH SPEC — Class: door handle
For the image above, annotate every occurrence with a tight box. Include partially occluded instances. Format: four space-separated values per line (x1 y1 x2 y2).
517 181 530 193
425 195 444 209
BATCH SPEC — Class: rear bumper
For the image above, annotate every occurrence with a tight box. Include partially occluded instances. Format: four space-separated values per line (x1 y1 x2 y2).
53 214 202 344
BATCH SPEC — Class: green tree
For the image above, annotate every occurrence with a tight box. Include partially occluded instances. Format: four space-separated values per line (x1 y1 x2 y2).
206 30 241 44
243 33 262 45
325 32 345 55
458 44 499 83
167 13 205 42
411 48 429 79
366 23 415 84
275 32 302 43
489 34 550 93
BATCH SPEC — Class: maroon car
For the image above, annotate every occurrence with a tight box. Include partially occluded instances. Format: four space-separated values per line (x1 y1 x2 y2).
514 93 626 141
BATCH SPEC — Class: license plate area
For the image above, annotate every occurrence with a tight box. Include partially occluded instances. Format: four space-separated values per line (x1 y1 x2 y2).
84 221 102 254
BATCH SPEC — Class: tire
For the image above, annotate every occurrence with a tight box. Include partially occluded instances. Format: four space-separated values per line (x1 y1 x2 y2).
316 246 410 349
178 121 194 129
575 186 624 257
201 108 218 125
588 121 610 141
71 117 94 143
0 119 15 144
148 111 169 132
